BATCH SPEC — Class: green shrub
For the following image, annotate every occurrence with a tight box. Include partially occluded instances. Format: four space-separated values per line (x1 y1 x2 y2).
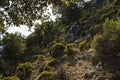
32 54 44 63
90 24 103 36
65 47 74 55
65 43 75 55
15 62 33 80
35 71 53 80
78 40 87 51
43 65 53 71
92 19 120 68
50 43 66 58
66 43 75 47
43 58 56 71
62 54 68 60
47 58 57 66
3 76 20 80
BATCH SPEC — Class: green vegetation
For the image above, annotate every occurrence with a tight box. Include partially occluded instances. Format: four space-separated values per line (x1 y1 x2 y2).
92 19 120 72
2 76 20 80
15 62 33 80
43 58 57 71
36 71 53 80
1 0 120 79
50 43 66 58
78 40 87 51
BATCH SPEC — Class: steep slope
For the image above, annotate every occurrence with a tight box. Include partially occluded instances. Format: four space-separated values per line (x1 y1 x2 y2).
30 1 120 80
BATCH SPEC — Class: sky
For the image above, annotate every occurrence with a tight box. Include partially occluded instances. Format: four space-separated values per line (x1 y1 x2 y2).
7 25 35 37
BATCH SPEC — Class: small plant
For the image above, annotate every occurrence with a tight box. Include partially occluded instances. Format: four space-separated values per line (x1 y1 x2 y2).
15 62 33 80
50 43 66 58
35 71 53 80
43 58 56 71
62 54 68 60
66 43 75 47
2 76 20 80
47 58 57 66
78 40 87 51
32 54 44 63
65 43 75 55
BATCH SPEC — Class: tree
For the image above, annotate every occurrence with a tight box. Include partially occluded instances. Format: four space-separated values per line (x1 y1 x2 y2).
2 33 26 68
26 21 65 57
0 0 64 28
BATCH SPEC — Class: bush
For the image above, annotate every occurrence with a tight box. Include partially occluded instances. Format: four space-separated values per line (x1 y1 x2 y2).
3 76 20 80
47 58 57 66
15 62 33 80
90 24 103 36
92 19 120 69
32 54 44 63
66 43 75 47
43 58 57 71
65 43 75 55
50 43 66 58
36 71 53 80
78 40 87 51
62 54 68 60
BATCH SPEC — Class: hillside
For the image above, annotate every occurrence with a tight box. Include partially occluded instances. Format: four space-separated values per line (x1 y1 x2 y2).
0 0 120 80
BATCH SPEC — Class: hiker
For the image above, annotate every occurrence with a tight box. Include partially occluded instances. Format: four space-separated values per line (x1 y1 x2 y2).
69 22 79 41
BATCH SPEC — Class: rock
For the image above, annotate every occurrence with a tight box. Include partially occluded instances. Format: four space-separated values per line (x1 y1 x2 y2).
84 71 96 78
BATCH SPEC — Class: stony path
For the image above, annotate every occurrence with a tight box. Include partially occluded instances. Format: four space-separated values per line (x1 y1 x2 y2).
64 48 93 80
64 47 108 80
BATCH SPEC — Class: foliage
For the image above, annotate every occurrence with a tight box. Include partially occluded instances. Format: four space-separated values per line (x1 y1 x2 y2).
32 54 44 62
50 43 66 58
78 40 87 51
2 33 26 66
15 62 33 80
92 19 120 68
2 76 20 80
43 58 57 71
46 58 57 66
62 54 68 60
65 43 75 55
61 2 82 25
66 43 75 47
36 71 53 80
26 21 64 56
90 24 103 36
0 0 65 27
